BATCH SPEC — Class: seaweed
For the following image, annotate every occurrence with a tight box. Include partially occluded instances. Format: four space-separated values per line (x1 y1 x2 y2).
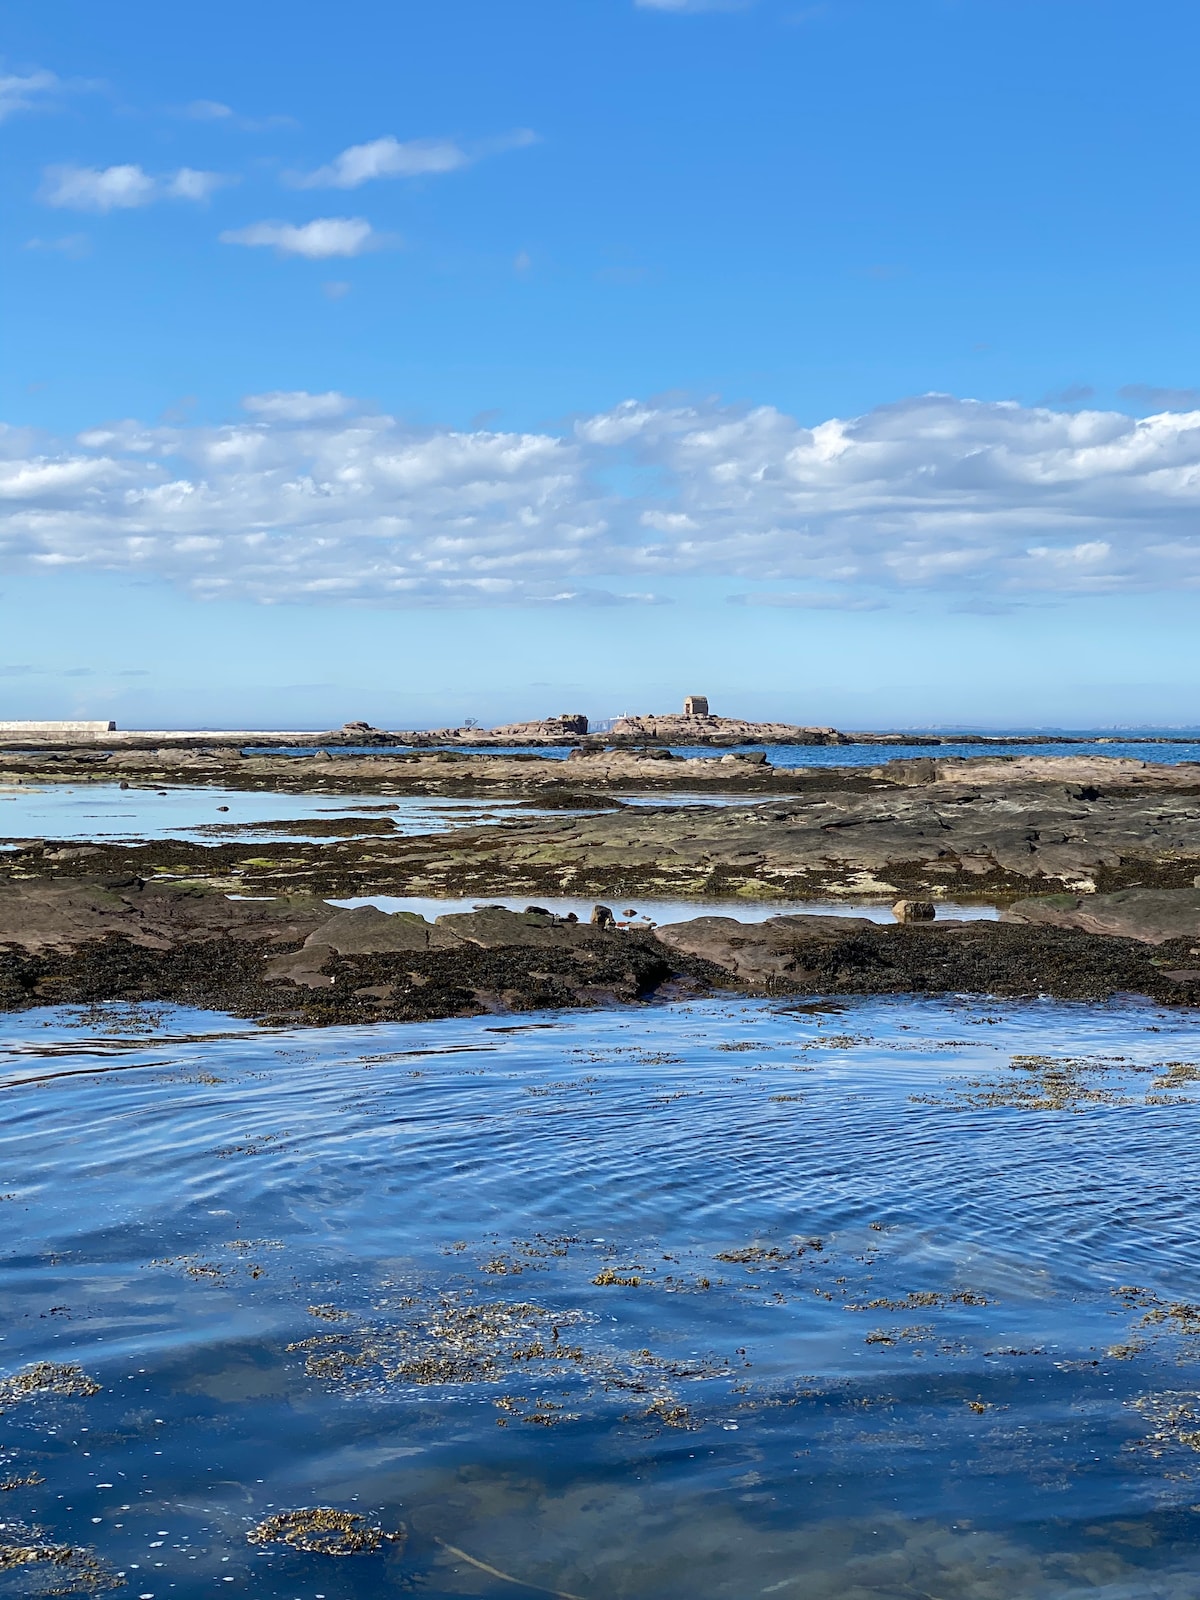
247 1507 404 1556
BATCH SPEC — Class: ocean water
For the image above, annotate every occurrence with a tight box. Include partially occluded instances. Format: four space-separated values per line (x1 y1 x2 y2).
247 739 1200 767
662 741 1200 769
3 995 1200 1597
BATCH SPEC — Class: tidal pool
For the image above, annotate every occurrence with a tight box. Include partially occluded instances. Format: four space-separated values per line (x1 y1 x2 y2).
0 787 560 846
2 995 1200 1597
330 893 1001 924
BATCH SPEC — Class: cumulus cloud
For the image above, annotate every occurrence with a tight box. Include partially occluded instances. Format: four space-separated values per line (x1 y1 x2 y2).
40 163 230 212
3 392 1200 606
219 217 376 258
0 68 59 121
291 128 537 189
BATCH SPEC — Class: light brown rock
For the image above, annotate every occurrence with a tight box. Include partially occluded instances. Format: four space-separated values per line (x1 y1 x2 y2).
1002 888 1200 945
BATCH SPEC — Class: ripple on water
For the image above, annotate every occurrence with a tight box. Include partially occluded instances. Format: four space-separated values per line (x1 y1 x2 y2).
3 995 1200 1596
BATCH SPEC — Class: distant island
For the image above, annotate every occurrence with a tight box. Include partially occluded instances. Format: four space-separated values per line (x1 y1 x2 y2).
1 703 1197 750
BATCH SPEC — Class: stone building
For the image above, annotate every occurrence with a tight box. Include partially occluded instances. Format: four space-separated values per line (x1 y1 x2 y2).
682 696 709 717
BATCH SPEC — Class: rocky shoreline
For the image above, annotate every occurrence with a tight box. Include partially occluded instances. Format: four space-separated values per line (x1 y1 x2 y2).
5 751 1200 1024
1 878 1198 1026
6 753 1200 904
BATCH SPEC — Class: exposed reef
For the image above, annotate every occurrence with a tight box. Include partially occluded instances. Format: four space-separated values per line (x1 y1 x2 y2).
4 753 1200 1023
1 879 1198 1026
7 754 1200 905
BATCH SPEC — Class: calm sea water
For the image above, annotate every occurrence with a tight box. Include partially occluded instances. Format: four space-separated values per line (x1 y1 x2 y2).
3 995 1200 1597
248 739 1200 767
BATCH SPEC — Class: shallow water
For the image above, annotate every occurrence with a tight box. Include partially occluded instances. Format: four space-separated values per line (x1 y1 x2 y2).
0 787 561 846
330 893 1000 925
3 995 1200 1596
0 786 778 847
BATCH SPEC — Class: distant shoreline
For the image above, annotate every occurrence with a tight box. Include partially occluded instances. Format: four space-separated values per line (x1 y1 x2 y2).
3 727 1200 751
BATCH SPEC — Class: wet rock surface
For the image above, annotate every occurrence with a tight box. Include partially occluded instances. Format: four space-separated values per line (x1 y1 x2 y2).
651 913 1200 1002
8 756 1200 906
4 754 1200 1021
0 876 1195 1021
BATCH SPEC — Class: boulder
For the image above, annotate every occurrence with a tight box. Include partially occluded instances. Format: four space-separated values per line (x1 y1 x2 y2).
653 913 880 986
892 899 936 922
1003 888 1200 945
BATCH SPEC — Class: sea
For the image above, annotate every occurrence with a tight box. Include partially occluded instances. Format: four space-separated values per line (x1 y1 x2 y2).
3 993 1200 1597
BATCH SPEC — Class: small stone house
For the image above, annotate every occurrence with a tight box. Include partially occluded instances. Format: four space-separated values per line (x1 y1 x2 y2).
682 696 709 717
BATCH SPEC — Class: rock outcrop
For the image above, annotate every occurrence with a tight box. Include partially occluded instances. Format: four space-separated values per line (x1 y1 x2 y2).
489 713 589 739
2 879 1198 1020
1003 888 1200 945
0 876 334 954
650 912 1200 1001
607 713 844 745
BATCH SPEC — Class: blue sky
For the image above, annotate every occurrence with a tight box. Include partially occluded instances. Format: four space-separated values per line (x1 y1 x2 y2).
3 0 1200 729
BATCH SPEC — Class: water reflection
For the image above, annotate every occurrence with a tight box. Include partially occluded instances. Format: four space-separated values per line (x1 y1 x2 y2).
0 786 562 845
2 995 1200 1595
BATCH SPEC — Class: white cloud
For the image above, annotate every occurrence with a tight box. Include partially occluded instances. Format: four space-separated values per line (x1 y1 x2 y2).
41 164 155 211
291 128 537 188
163 167 229 201
219 217 376 258
181 98 297 132
0 68 59 121
4 392 1200 606
40 163 230 212
294 136 468 188
242 390 354 421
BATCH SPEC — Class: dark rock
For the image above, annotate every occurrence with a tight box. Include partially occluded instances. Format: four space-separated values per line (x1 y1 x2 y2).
590 904 616 928
892 899 936 922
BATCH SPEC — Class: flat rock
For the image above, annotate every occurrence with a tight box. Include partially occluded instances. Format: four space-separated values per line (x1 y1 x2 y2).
432 906 606 950
264 904 616 988
0 877 333 954
263 905 461 987
1003 888 1200 944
